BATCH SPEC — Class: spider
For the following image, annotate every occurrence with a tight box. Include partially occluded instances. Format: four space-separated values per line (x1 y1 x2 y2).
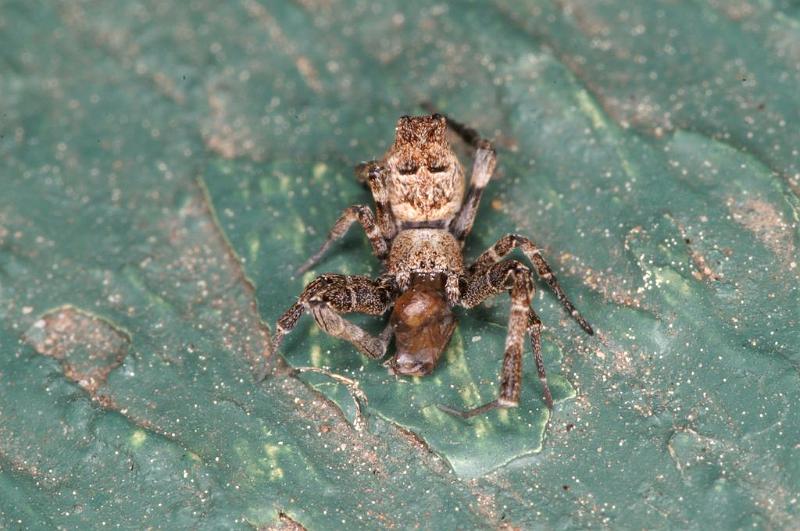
268 113 593 418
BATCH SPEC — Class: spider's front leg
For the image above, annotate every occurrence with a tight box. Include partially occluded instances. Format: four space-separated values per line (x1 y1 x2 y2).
269 273 398 366
296 204 388 275
438 260 552 418
432 112 496 243
355 161 397 240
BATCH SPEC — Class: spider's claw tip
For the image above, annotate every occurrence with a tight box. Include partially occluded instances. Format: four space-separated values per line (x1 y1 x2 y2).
256 355 290 382
576 318 594 336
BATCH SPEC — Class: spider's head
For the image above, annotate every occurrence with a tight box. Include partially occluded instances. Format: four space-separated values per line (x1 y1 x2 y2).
383 114 465 222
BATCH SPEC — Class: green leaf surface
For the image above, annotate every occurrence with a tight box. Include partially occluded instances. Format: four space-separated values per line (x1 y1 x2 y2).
1 1 798 529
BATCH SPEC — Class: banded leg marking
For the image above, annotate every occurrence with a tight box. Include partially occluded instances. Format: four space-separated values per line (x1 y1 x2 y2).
439 260 537 417
269 274 397 363
469 234 593 335
297 205 388 275
421 108 497 243
356 161 397 241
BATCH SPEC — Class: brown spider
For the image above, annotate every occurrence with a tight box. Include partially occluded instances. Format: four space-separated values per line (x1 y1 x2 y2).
268 113 593 418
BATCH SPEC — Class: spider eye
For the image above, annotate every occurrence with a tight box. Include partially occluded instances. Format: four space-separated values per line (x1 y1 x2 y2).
428 164 449 173
398 164 419 175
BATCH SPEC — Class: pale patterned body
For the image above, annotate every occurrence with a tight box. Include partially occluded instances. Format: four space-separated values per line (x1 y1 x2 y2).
269 113 594 418
387 170 464 222
388 229 463 286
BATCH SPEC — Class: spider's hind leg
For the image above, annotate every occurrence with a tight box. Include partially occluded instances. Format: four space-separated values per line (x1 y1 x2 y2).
356 161 397 240
421 103 484 149
528 309 553 409
469 234 593 335
438 260 537 418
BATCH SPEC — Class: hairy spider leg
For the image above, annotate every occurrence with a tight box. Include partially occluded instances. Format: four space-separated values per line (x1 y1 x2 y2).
469 234 594 335
356 161 397 240
423 109 497 243
451 141 496 243
270 274 397 364
296 205 388 275
527 310 553 409
439 260 537 417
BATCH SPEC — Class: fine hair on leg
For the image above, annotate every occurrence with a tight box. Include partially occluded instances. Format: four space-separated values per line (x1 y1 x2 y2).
296 205 388 275
469 234 593 335
269 274 397 364
439 260 537 417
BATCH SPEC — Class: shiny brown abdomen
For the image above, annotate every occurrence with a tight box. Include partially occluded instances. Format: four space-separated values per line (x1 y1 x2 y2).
387 275 456 376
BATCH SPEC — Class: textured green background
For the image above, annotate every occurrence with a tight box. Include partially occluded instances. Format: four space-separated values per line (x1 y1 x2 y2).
1 1 798 529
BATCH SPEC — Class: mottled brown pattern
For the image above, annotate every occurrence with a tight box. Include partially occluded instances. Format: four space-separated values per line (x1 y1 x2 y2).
388 229 463 290
390 115 449 168
269 113 593 419
387 170 465 222
384 115 464 222
469 234 593 335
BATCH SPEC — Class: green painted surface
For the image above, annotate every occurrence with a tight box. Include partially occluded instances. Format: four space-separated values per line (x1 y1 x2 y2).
1 1 798 529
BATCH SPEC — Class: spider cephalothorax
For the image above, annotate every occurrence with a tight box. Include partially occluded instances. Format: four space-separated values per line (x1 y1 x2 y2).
269 112 593 418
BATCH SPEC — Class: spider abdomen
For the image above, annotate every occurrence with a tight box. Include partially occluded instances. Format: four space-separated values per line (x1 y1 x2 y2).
388 275 456 376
